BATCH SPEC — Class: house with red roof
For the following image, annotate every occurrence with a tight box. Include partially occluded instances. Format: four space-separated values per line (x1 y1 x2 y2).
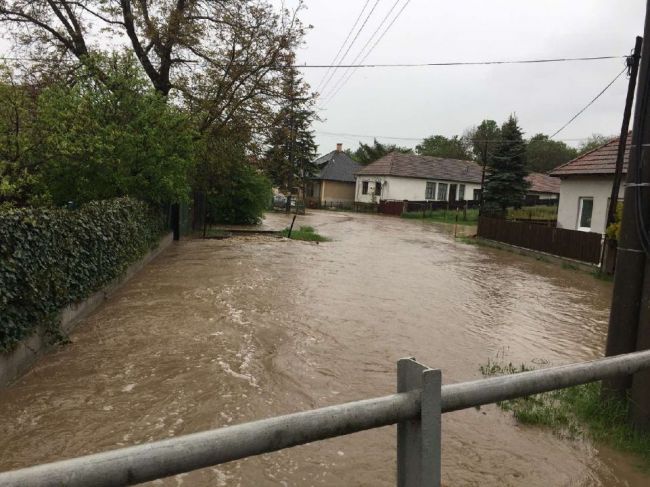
549 134 628 234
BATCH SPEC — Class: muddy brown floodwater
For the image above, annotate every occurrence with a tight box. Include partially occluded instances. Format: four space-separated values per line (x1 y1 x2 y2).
1 210 647 486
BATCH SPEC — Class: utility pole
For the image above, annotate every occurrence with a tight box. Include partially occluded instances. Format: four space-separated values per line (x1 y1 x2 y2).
606 37 643 229
600 37 643 273
603 4 650 402
478 141 488 216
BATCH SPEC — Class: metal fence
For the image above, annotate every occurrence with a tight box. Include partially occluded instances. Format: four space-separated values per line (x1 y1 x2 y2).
477 216 603 264
1 351 650 487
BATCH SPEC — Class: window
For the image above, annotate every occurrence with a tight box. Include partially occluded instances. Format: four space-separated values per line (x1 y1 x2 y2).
473 189 482 201
459 184 466 200
578 197 594 231
375 182 382 196
425 182 436 200
437 183 448 201
362 181 369 195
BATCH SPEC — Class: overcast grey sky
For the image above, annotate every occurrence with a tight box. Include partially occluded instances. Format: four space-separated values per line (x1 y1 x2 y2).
283 0 646 155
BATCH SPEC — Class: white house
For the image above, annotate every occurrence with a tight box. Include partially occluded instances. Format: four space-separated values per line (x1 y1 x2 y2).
549 134 628 234
354 152 483 204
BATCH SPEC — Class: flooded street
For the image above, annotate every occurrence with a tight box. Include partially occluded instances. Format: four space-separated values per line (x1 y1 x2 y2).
0 210 644 486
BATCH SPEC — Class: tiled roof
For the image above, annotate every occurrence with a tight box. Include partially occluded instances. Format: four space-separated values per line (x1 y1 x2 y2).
355 152 483 183
526 172 560 194
549 133 630 177
311 151 361 183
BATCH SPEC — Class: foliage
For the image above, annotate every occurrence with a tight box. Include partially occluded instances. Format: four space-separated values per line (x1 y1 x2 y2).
526 134 578 172
0 1 307 137
402 208 479 225
0 55 194 207
606 202 624 241
205 162 272 225
466 119 501 162
483 115 530 214
578 134 615 155
263 64 318 198
480 357 650 468
507 205 558 220
281 225 329 242
350 139 412 165
0 197 164 352
415 135 472 160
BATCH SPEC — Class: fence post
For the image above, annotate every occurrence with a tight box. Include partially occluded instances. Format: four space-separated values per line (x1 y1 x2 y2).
397 358 442 487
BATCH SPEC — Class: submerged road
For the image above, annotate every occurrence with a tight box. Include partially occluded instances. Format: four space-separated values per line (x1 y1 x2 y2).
0 210 646 486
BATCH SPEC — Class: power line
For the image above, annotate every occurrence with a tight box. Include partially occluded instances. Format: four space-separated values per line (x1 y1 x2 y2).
314 0 371 94
315 130 598 143
0 54 627 69
324 0 412 103
321 0 403 100
318 0 383 96
551 65 628 138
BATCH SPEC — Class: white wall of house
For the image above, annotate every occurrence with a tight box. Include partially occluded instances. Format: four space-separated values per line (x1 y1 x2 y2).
354 175 481 203
556 176 622 234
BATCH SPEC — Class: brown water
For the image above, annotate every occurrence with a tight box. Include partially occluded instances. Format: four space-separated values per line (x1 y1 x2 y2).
0 210 645 486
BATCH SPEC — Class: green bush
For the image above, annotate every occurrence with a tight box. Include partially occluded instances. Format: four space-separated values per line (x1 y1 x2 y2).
0 197 164 351
206 163 272 225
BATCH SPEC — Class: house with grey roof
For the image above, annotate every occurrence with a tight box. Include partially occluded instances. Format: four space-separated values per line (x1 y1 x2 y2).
354 152 484 204
305 144 362 208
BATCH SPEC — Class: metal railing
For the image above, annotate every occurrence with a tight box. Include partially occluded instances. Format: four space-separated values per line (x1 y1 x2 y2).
2 351 650 487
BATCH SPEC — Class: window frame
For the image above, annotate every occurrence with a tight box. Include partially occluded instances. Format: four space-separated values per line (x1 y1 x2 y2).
437 182 448 201
425 181 436 200
577 197 594 232
362 181 369 195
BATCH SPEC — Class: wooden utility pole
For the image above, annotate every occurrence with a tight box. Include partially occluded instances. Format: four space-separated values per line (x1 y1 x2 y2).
606 37 643 229
603 5 650 402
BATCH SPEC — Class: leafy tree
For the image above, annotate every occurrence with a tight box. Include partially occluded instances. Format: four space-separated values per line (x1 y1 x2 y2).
578 134 615 155
483 115 529 214
415 135 471 160
351 139 412 165
0 0 307 137
0 66 42 206
206 162 272 225
526 134 578 172
466 120 501 162
263 64 317 206
1 54 194 207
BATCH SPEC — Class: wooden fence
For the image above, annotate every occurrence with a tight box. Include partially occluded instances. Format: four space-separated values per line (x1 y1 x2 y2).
477 216 603 264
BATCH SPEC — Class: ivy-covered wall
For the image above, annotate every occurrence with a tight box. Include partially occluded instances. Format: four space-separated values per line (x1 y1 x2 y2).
0 198 165 352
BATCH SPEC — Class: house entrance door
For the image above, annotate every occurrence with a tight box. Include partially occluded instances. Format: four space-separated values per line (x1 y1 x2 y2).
449 184 457 202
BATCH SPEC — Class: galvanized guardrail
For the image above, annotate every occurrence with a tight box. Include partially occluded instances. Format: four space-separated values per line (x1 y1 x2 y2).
2 351 650 487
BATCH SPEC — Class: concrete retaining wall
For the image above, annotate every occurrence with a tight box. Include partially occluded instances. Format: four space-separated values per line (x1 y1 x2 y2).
0 232 174 388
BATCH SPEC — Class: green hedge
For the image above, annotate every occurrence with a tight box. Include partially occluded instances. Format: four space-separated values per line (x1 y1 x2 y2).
0 198 165 352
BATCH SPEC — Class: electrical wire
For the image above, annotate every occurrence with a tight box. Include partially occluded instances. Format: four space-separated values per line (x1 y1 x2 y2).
317 0 382 96
324 0 412 103
551 65 628 138
0 55 627 69
320 0 403 100
314 0 371 94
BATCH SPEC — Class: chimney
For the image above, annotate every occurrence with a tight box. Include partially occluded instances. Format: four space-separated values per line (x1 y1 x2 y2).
336 143 343 152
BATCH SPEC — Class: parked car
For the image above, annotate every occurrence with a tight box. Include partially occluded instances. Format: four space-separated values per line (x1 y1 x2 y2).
273 194 287 208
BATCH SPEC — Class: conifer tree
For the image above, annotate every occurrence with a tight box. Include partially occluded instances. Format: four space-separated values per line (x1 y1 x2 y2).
483 115 529 215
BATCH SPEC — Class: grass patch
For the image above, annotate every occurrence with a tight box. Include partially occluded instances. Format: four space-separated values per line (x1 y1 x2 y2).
592 270 615 282
507 205 558 220
480 357 650 468
281 225 329 242
402 208 479 225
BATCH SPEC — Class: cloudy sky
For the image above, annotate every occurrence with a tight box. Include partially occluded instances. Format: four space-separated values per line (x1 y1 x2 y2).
281 0 646 155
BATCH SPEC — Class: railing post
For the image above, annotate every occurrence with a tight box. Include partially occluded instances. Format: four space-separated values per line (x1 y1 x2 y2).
397 358 441 487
